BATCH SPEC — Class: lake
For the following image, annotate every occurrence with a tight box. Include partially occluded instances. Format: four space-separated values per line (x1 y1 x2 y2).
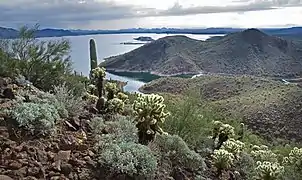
40 33 222 92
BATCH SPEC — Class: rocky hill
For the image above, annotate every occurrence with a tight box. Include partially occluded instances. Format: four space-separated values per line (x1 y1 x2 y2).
101 29 302 78
140 75 302 142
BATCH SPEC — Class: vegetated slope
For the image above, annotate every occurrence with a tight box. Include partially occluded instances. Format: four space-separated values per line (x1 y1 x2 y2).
102 35 203 75
101 29 302 77
139 75 302 142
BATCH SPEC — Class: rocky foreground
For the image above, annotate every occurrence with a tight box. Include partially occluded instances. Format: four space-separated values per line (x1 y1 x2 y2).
0 77 102 180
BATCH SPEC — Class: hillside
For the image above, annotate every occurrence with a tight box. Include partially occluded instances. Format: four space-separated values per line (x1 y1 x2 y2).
140 75 302 142
101 29 302 78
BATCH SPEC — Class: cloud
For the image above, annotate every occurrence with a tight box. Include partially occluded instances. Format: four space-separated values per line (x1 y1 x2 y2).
0 0 301 29
158 0 302 16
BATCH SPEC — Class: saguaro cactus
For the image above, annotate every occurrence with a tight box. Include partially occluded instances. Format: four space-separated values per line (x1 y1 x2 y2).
89 39 98 71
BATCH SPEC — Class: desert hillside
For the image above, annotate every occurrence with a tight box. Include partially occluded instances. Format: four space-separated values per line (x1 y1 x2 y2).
140 75 302 142
101 29 302 77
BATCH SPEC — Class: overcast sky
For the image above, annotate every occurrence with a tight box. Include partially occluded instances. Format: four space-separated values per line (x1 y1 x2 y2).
0 0 301 29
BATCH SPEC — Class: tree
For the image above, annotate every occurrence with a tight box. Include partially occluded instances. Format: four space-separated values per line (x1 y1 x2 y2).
0 24 73 91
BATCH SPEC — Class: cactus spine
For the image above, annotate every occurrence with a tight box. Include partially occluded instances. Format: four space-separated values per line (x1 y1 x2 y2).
89 39 98 71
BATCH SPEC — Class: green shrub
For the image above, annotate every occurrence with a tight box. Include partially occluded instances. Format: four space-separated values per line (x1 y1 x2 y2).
11 102 60 135
163 92 215 148
98 142 157 178
153 134 206 171
282 147 302 179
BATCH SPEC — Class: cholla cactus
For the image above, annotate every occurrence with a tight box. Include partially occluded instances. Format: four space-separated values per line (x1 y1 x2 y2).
254 161 284 180
283 147 302 171
251 145 278 163
87 84 97 95
133 93 170 144
212 149 235 176
89 67 106 112
106 98 124 114
85 92 99 103
117 92 129 103
212 121 235 149
105 82 119 100
90 67 106 80
221 138 245 158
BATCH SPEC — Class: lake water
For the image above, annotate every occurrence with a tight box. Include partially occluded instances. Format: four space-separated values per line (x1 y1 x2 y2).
40 33 222 92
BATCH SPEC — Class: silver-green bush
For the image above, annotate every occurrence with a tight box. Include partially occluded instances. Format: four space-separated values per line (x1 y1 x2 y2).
11 102 60 135
153 134 206 171
98 142 157 178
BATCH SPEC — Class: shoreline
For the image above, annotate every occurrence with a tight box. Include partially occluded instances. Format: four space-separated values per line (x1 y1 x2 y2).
105 68 202 77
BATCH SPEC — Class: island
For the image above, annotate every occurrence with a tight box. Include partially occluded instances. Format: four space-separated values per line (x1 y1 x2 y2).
133 36 155 42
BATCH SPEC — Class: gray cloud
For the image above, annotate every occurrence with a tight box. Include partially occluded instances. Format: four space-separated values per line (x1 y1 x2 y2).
0 0 301 29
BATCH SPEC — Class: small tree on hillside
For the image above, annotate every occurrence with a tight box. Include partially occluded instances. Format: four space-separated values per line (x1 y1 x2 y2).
0 24 73 91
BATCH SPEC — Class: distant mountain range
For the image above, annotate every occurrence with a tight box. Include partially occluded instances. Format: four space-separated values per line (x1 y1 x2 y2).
100 28 302 78
0 26 302 39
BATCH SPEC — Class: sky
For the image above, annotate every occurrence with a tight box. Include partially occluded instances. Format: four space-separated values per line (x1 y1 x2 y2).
0 0 302 30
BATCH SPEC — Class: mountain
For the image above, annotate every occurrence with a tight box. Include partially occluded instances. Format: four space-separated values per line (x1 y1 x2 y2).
0 27 77 38
0 26 302 39
100 28 302 78
0 27 18 38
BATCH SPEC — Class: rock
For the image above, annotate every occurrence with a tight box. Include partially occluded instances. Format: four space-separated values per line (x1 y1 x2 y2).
0 175 14 180
27 167 40 176
18 166 28 176
55 150 71 162
3 88 15 99
61 163 73 176
0 126 9 138
24 177 38 180
69 158 86 167
84 156 96 167
37 149 48 163
8 161 22 170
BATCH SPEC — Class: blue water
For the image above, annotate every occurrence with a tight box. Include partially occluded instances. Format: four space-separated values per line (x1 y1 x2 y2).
40 33 222 92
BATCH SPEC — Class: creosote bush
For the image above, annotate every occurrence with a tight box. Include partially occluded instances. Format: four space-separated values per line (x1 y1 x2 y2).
11 102 60 136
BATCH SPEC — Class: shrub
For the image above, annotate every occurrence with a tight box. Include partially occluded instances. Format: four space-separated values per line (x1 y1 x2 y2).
98 142 157 178
11 102 60 136
29 91 68 118
153 134 206 171
91 116 138 149
53 83 84 117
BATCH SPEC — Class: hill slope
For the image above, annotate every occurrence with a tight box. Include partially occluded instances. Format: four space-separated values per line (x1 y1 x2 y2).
139 75 302 142
101 29 302 78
